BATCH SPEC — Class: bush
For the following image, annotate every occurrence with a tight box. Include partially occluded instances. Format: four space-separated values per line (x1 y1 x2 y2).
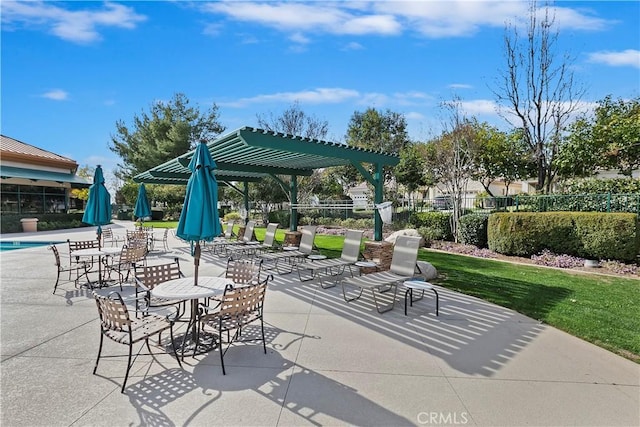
1 213 90 233
268 210 290 228
459 213 489 248
223 212 242 222
410 212 453 241
488 212 640 262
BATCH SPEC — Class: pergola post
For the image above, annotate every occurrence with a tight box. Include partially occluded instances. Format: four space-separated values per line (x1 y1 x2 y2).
243 181 250 225
373 163 384 241
290 175 298 231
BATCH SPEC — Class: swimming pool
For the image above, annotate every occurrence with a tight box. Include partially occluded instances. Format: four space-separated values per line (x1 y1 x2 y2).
0 241 65 251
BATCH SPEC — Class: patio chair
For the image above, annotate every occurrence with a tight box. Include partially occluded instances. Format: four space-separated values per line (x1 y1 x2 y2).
296 229 364 288
92 291 182 393
341 235 422 313
49 245 89 294
134 258 186 319
105 245 148 289
258 226 318 274
68 239 100 280
101 227 123 247
151 228 170 252
198 277 271 375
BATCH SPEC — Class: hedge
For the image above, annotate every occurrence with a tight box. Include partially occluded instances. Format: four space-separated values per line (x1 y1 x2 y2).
459 213 489 248
1 213 90 234
488 212 640 262
410 211 453 242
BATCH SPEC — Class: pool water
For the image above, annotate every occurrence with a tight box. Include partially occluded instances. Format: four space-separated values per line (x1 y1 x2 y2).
0 241 65 251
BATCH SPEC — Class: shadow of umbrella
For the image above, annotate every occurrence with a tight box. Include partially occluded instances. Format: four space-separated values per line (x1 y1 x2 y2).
175 140 222 284
134 183 152 224
82 165 112 249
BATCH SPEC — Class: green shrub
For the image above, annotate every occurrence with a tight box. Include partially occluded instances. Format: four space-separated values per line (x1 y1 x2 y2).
459 213 490 248
488 212 640 262
268 210 290 228
410 212 453 241
0 213 90 233
223 212 242 222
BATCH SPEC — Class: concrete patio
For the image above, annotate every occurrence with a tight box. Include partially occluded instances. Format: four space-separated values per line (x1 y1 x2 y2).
1 222 638 426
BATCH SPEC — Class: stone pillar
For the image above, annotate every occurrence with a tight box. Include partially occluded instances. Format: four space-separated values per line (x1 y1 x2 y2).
362 240 393 273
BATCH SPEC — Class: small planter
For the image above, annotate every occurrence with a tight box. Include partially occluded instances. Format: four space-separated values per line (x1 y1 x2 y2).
20 218 38 233
584 259 600 268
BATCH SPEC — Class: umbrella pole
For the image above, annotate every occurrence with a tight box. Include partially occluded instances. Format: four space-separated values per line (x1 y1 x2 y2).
194 241 201 286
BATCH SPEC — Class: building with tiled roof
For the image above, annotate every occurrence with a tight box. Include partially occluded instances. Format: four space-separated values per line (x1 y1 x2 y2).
0 135 89 215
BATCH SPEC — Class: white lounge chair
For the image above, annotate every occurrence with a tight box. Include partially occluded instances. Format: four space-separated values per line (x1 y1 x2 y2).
296 229 364 288
341 235 421 313
258 226 317 274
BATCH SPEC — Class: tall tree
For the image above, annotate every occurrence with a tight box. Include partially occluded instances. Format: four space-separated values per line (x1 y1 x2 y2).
395 143 431 205
255 102 331 204
256 100 329 139
493 1 584 193
557 96 640 179
338 107 410 199
109 93 225 179
471 125 536 196
424 101 479 241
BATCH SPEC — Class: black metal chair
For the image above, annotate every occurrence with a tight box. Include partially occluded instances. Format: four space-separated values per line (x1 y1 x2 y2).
92 291 182 393
49 245 89 294
198 276 271 375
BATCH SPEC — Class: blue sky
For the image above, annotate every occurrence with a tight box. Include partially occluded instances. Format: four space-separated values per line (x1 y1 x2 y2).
2 1 639 189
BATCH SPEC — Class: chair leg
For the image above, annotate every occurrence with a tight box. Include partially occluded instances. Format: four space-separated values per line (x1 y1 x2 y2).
121 342 134 393
219 333 227 375
53 270 61 294
371 284 397 313
260 316 266 354
169 323 183 369
342 280 364 302
93 333 105 374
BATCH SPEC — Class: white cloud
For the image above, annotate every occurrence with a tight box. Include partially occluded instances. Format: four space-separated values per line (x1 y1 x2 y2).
41 89 68 101
587 49 640 68
221 88 361 108
448 83 473 89
406 111 426 120
289 32 310 44
342 41 364 51
458 99 499 115
1 1 146 43
202 2 401 36
201 1 614 41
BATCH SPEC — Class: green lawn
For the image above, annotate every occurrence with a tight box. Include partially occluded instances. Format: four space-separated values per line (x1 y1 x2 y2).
148 222 640 362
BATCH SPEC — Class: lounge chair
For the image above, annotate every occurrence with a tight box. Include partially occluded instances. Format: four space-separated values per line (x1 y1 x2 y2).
206 221 237 255
258 226 317 274
222 221 258 258
253 222 280 255
341 235 421 313
296 229 364 288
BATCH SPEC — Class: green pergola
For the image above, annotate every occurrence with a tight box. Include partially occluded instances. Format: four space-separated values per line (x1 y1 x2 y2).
134 126 399 241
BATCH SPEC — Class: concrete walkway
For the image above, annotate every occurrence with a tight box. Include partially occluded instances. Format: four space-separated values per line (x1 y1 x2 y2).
1 223 638 426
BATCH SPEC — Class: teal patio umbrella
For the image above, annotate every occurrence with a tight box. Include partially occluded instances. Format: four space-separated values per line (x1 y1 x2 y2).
176 141 222 285
82 165 112 249
134 183 152 222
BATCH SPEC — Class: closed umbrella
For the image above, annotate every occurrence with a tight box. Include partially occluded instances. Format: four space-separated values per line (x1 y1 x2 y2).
134 183 152 223
176 141 222 285
82 165 112 249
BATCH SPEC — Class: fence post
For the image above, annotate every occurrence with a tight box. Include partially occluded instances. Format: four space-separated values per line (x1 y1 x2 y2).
515 195 519 211
607 192 611 213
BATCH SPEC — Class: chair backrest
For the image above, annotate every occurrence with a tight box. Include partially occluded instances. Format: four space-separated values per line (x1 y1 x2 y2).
225 257 262 285
135 258 183 290
241 221 256 242
102 228 114 238
299 226 317 254
68 239 100 253
341 229 364 263
218 281 267 318
224 222 234 239
94 291 131 332
119 245 147 264
263 223 279 247
49 245 62 268
389 236 421 277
